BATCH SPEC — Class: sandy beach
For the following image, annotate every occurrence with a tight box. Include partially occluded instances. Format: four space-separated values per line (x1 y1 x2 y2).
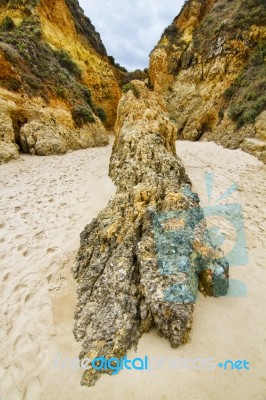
0 141 265 400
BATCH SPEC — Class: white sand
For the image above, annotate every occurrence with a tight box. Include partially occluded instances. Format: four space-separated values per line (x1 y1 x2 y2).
0 141 265 400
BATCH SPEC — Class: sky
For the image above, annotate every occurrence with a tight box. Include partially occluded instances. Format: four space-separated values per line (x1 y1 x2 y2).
78 0 184 71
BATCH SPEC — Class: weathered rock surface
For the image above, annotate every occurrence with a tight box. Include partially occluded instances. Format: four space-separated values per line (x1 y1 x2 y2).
0 94 108 162
0 0 127 163
241 108 266 162
19 118 108 156
0 141 19 163
0 0 122 128
0 96 18 163
241 138 266 163
254 110 266 142
149 0 266 161
73 81 229 387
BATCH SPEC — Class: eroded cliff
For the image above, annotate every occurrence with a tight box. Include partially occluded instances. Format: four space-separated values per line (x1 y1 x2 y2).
0 0 123 163
149 0 266 162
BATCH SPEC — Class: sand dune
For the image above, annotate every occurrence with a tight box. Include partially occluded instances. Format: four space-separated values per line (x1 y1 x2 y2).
0 141 265 399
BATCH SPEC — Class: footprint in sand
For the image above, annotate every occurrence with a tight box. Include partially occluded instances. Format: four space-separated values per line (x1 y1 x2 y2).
2 272 10 283
25 293 33 303
35 231 44 239
46 248 57 254
21 213 29 219
0 222 6 229
23 249 29 257
24 377 41 400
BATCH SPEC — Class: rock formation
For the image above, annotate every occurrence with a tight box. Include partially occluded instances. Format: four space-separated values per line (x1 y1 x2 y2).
0 0 125 163
149 0 266 162
0 94 108 163
73 81 229 387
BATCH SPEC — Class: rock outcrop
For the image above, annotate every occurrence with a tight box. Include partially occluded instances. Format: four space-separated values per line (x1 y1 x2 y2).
0 91 108 163
149 0 266 161
73 81 229 387
241 110 266 162
0 97 19 162
0 0 124 163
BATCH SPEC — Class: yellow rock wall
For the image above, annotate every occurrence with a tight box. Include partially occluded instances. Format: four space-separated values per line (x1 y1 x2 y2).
149 0 266 160
0 0 121 128
37 0 121 128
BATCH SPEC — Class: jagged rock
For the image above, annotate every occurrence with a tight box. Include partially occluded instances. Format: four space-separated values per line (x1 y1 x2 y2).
149 0 266 161
241 138 266 163
73 81 229 387
240 111 266 162
254 111 266 142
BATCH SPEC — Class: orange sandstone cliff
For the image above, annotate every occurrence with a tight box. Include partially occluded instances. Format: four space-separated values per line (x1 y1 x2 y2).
0 0 124 162
149 0 266 162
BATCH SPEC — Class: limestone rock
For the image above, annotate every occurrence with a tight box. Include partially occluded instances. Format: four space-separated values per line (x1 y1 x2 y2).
0 99 16 143
0 0 122 128
19 117 108 156
73 81 229 387
149 0 266 161
241 138 266 163
0 98 19 162
239 111 266 161
0 94 109 162
0 141 19 164
254 111 266 142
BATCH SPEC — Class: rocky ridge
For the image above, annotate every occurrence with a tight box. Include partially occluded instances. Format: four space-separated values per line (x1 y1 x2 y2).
73 81 229 387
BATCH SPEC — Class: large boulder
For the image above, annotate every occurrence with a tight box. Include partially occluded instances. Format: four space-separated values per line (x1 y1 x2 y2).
0 141 19 164
0 99 109 162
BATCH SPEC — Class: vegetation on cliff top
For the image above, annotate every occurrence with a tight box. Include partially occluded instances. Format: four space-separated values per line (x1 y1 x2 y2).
154 0 266 129
193 0 266 53
0 0 39 8
122 83 141 98
0 0 107 56
225 41 266 128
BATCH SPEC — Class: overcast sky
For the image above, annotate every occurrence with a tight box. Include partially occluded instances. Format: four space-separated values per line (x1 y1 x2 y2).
78 0 184 71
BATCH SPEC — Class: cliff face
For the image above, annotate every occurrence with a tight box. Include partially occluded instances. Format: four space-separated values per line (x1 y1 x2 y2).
36 0 121 125
149 0 266 162
0 0 123 163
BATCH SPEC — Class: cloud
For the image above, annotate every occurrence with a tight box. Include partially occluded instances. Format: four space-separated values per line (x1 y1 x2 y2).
78 0 184 71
